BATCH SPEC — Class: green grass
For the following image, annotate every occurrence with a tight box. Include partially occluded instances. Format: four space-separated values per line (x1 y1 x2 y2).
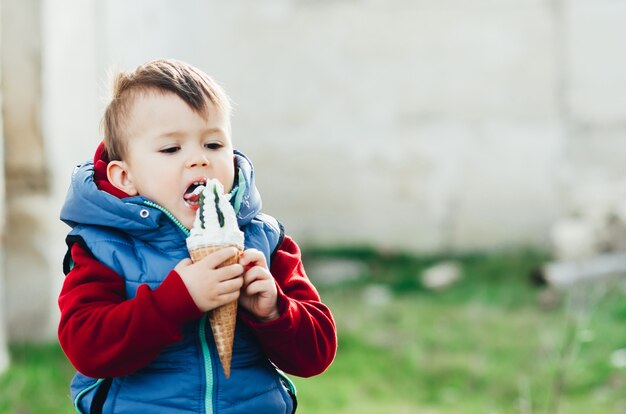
0 343 75 414
2 249 626 413
294 248 626 413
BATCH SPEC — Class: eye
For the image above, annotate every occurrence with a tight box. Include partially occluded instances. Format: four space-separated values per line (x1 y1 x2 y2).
204 142 223 150
160 146 180 154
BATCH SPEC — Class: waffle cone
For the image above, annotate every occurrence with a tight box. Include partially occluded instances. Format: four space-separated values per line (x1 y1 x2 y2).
188 244 242 378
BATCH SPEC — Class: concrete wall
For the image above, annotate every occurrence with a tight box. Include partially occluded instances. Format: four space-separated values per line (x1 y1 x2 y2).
0 0 624 341
0 0 11 371
79 0 626 253
38 0 100 343
2 0 58 341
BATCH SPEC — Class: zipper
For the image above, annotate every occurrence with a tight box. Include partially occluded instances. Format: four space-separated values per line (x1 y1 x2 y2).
277 370 297 397
142 200 190 237
142 200 214 413
199 314 214 414
73 378 104 414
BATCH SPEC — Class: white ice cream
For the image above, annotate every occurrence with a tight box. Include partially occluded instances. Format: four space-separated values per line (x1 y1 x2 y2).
186 178 245 250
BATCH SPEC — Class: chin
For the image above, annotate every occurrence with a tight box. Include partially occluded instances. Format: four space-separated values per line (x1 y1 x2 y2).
174 207 197 230
179 214 194 228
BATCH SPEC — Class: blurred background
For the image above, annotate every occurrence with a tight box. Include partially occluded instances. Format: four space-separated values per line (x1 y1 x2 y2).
1 0 626 413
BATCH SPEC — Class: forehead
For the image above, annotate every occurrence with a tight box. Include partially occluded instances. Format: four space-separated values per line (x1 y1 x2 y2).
123 90 231 137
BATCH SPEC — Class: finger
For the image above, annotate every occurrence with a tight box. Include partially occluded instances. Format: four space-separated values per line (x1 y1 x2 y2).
174 258 193 271
215 290 240 305
242 266 270 286
213 264 244 282
216 276 244 295
239 249 267 268
245 278 277 299
244 279 269 296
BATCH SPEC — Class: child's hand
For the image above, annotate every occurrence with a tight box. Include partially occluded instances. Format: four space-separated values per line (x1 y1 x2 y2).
175 247 244 312
238 249 280 322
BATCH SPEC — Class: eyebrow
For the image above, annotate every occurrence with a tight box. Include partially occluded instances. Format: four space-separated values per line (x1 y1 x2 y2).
157 127 225 139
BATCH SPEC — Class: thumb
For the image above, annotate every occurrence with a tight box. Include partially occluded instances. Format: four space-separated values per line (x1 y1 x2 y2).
175 258 193 271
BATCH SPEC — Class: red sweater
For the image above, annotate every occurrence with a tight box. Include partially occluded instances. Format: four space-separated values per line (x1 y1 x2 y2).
58 145 336 379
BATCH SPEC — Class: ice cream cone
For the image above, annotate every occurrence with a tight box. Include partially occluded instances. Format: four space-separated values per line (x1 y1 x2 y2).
189 244 242 379
186 179 245 379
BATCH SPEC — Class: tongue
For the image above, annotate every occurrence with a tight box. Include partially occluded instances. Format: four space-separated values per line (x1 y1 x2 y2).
184 185 206 202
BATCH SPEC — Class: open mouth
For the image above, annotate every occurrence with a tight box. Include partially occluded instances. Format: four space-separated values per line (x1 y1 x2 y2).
183 179 207 207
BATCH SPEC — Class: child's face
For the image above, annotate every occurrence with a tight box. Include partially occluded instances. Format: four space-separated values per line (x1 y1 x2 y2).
109 91 235 229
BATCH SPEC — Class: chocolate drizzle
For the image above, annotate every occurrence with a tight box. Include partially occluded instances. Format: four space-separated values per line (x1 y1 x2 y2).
213 184 225 228
199 191 206 229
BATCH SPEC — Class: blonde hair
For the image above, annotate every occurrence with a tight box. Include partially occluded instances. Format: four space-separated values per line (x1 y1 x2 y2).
102 59 231 161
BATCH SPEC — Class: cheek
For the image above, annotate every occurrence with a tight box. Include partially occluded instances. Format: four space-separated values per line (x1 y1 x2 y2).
223 167 236 190
138 166 177 194
213 156 235 179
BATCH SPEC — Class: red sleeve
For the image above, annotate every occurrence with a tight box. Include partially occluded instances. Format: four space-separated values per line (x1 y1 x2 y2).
58 243 203 378
239 236 337 377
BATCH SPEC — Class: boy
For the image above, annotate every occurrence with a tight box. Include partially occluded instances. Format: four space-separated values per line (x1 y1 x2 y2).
58 59 337 414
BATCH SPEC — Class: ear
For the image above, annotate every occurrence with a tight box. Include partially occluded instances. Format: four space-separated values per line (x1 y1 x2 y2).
107 160 139 196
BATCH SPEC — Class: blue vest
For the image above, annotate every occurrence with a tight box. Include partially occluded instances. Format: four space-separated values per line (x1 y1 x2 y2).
61 151 296 414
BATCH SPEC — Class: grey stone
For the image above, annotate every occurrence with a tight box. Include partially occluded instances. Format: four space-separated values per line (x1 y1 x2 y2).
306 258 367 286
362 284 393 307
421 261 463 291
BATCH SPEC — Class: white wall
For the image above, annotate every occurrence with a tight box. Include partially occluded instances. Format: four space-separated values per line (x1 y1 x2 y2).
2 0 59 342
0 0 11 372
60 0 624 253
38 0 100 342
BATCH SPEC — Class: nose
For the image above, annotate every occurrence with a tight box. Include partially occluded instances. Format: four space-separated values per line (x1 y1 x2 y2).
186 153 209 168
